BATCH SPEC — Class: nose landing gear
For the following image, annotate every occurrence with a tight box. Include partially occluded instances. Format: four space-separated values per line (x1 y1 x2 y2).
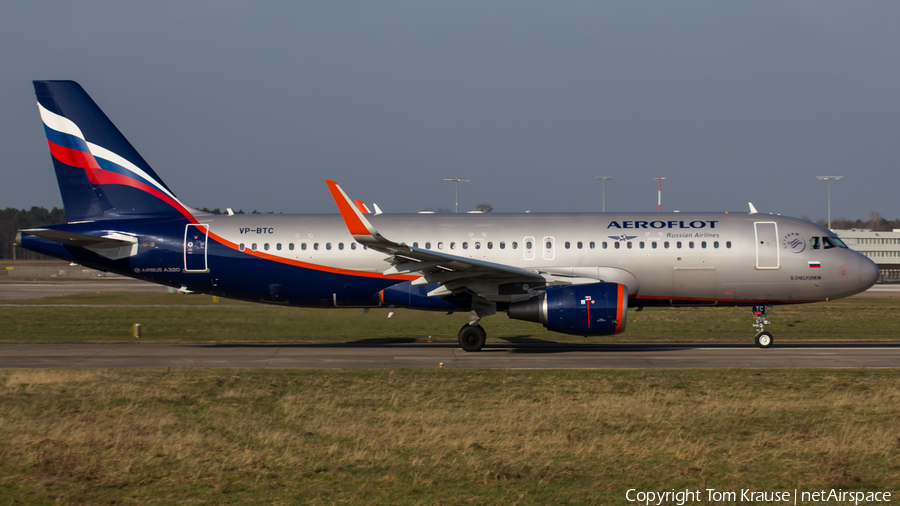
752 304 773 348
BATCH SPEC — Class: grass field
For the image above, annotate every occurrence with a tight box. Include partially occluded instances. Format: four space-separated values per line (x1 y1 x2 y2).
2 291 898 504
1 292 899 344
1 368 897 504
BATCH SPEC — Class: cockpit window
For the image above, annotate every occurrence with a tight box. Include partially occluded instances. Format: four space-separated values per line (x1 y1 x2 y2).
809 237 820 250
822 237 838 249
831 237 848 248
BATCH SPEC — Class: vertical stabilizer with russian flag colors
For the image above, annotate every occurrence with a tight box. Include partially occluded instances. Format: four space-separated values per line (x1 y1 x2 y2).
34 80 197 222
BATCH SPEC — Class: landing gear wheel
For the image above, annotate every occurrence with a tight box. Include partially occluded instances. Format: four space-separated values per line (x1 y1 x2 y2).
458 324 486 352
754 331 773 349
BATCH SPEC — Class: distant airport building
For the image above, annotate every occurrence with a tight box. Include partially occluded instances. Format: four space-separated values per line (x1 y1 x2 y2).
834 229 900 282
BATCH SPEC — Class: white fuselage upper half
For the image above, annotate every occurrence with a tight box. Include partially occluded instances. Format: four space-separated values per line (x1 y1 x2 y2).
198 211 879 305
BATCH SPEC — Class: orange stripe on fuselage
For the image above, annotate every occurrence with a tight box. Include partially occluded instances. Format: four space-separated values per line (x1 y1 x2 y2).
205 229 415 281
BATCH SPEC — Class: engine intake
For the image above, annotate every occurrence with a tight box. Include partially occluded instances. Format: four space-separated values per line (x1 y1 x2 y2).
508 282 627 336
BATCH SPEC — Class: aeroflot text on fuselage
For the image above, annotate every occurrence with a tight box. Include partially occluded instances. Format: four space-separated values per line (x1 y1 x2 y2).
607 220 719 229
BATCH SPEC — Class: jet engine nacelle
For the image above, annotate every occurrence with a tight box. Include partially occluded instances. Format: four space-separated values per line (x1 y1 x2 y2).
507 282 627 336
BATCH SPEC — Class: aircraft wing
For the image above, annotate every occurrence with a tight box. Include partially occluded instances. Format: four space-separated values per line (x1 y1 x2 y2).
326 181 595 299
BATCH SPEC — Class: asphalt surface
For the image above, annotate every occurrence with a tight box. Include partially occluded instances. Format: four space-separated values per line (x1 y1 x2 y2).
2 278 898 369
0 279 168 300
2 342 900 369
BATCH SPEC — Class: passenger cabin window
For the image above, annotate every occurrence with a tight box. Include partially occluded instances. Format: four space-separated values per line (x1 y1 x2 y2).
313 243 319 250
664 241 670 248
676 241 682 248
590 241 595 249
563 241 569 249
547 241 554 249
474 242 481 249
614 242 620 249
512 242 518 249
462 242 468 249
526 241 533 249
276 243 282 251
289 243 294 251
639 241 644 249
264 243 270 251
627 242 632 249
651 242 657 249
499 241 505 249
425 242 431 249
326 243 332 250
252 243 258 251
577 241 583 249
701 241 707 248
726 241 732 248
301 243 307 250
487 242 493 249
338 243 344 250
438 242 444 249
689 241 694 249
714 241 719 248
602 242 608 249
412 242 418 248
450 242 456 249
351 243 357 250
239 243 245 251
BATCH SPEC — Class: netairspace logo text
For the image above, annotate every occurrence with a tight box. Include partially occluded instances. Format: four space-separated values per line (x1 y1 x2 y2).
626 488 892 505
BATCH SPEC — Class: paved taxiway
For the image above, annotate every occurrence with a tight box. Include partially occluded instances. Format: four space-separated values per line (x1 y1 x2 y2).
0 279 168 300
2 278 898 369
2 342 899 369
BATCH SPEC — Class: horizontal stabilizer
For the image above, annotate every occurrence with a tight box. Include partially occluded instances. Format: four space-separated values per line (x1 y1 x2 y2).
19 228 138 260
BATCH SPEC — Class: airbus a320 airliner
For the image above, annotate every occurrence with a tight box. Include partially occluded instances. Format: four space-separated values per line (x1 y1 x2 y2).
17 81 880 351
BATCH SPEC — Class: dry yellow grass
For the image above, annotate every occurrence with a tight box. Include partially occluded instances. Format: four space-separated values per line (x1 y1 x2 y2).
0 369 898 504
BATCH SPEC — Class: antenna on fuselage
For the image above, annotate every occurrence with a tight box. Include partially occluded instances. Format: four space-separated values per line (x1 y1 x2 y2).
748 202 758 215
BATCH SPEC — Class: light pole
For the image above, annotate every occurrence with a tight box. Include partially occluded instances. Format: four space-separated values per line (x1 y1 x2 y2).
816 176 843 229
443 177 469 213
596 176 612 212
654 177 665 212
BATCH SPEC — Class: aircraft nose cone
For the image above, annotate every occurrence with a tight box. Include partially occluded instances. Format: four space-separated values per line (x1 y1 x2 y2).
860 256 880 289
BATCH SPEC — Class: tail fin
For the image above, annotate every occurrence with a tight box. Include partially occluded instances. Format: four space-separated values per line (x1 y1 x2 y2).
34 80 195 222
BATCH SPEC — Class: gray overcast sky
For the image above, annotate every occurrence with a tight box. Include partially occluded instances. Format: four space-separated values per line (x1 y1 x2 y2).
2 1 899 220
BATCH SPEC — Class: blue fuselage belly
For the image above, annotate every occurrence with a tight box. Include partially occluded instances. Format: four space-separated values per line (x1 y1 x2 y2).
19 219 405 307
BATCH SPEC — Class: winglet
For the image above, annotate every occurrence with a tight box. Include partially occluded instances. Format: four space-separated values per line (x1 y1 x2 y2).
326 180 380 238
353 200 371 214
748 202 758 215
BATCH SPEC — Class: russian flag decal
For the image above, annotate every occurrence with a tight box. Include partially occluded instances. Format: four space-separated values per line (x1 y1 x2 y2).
808 261 821 268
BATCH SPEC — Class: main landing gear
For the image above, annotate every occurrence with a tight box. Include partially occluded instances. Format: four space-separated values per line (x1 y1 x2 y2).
752 304 773 349
458 300 495 352
458 324 486 352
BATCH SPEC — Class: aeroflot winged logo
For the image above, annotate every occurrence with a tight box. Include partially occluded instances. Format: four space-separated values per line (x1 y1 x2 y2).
608 234 638 242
